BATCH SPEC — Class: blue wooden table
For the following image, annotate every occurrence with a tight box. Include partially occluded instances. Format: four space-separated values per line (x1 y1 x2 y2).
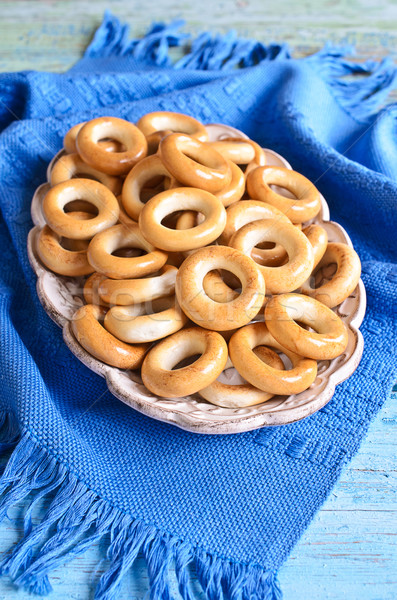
0 2 396 598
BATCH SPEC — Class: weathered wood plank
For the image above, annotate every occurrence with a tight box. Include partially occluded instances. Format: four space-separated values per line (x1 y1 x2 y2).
0 0 396 73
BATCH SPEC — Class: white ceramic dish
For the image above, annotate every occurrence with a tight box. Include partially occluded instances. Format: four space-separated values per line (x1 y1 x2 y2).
28 124 365 434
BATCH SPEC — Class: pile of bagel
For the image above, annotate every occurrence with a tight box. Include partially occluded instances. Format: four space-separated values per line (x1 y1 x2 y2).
37 111 361 407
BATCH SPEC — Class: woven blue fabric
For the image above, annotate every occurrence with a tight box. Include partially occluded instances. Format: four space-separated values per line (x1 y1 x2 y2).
0 12 396 599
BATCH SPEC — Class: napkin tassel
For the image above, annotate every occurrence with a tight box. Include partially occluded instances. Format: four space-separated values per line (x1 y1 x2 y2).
0 426 281 599
303 45 397 121
85 9 189 67
173 31 290 70
85 10 290 70
86 11 397 122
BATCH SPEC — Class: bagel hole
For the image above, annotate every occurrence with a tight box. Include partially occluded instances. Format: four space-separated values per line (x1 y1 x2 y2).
144 175 167 189
60 238 89 252
175 210 205 230
140 187 162 203
256 241 276 250
140 177 170 204
205 269 242 303
219 269 241 290
161 211 184 229
98 137 126 152
257 346 292 370
173 354 201 369
64 200 98 216
251 247 288 267
269 184 297 199
295 321 317 334
111 247 146 258
278 352 292 370
71 172 102 183
311 262 337 288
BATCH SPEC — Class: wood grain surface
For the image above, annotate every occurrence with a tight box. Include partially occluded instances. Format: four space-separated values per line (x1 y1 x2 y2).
0 0 397 72
0 2 396 598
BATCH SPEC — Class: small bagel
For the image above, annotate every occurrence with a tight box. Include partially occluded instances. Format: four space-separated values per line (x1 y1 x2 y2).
246 166 321 223
64 123 85 154
301 242 361 308
84 272 109 306
220 200 290 245
37 220 94 277
175 245 265 331
50 153 122 195
87 223 168 279
230 219 314 294
76 117 148 175
64 122 123 154
302 224 328 269
159 133 231 193
139 188 226 252
98 264 177 305
229 321 318 395
214 161 245 207
199 346 284 408
104 295 188 343
220 137 266 176
136 111 208 142
121 155 173 220
208 140 256 164
220 199 291 266
42 179 119 240
265 293 348 360
72 304 148 369
141 326 228 397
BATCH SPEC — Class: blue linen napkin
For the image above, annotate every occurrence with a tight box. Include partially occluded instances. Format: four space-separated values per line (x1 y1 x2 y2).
0 11 396 599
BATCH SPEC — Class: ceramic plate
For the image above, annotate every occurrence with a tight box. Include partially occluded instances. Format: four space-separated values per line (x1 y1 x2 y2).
27 124 365 434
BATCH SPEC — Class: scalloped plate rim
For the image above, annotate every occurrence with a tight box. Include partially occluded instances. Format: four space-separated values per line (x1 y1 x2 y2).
27 123 366 434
